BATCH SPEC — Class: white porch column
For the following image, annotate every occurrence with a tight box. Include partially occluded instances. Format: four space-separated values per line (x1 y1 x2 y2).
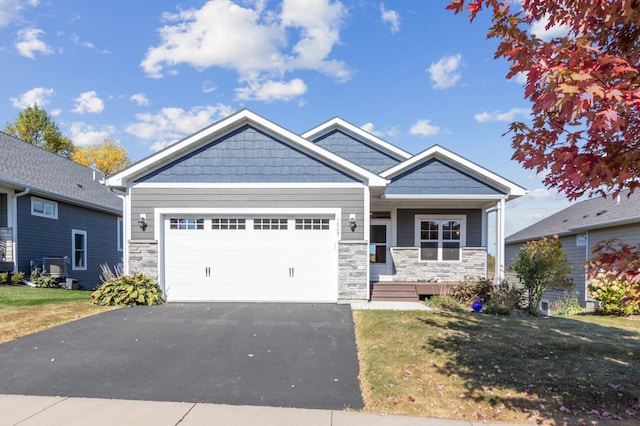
495 198 506 284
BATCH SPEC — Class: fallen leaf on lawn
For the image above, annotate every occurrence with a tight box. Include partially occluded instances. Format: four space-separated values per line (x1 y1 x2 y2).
407 396 415 402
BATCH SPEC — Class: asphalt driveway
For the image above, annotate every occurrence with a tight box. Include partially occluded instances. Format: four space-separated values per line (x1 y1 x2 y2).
0 303 363 410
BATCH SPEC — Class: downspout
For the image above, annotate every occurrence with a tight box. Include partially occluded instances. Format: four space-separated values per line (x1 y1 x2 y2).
12 188 31 273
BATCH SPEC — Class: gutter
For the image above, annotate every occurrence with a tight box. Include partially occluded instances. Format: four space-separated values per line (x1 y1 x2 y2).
14 187 30 198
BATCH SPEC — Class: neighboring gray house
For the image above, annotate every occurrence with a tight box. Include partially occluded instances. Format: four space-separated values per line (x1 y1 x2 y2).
0 131 123 289
107 110 526 303
505 190 640 312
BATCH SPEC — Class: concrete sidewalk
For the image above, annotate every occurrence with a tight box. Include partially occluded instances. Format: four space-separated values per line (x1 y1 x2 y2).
1 394 529 426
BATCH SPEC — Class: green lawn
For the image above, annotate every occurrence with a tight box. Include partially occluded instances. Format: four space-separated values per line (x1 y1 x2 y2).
0 285 115 343
353 309 640 425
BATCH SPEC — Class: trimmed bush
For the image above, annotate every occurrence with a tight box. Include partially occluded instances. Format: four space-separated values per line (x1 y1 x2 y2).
588 273 640 316
91 273 165 306
0 272 8 284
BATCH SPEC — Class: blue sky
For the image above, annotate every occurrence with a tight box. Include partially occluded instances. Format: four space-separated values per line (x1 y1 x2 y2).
0 0 574 235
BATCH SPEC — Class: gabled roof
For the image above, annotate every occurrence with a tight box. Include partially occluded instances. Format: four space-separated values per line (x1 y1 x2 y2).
107 109 388 188
301 117 412 161
506 190 640 244
0 131 122 214
380 144 527 200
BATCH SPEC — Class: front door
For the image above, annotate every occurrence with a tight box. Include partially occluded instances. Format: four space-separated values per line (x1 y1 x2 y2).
369 220 391 282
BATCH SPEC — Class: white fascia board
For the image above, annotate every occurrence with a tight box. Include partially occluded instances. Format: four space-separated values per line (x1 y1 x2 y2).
107 109 387 189
132 182 366 189
381 194 507 200
380 145 527 198
301 117 412 160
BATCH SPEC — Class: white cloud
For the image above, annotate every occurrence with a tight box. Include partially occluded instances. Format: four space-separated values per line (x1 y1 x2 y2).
140 0 349 102
474 107 530 123
130 93 150 106
69 122 115 147
514 71 527 85
360 122 399 139
10 87 54 108
0 0 39 28
15 27 54 59
72 91 105 114
379 3 400 33
125 104 235 151
201 80 216 93
409 119 441 137
530 15 570 41
427 54 462 89
235 78 307 102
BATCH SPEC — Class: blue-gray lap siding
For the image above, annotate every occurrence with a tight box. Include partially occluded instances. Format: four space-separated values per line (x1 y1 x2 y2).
385 159 504 195
16 196 122 290
136 126 360 184
396 209 483 247
310 130 402 174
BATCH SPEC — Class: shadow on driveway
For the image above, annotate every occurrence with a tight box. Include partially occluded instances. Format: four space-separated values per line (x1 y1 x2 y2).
0 303 363 410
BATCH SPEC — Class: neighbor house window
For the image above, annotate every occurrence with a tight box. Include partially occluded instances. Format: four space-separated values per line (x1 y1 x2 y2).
117 218 123 251
72 230 87 270
415 215 466 261
31 197 58 219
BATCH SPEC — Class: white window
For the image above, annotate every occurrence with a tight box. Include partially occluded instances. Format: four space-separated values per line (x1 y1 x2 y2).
72 230 87 270
415 215 466 261
212 218 246 230
254 218 287 230
169 218 204 230
31 197 58 219
117 218 123 252
295 218 330 230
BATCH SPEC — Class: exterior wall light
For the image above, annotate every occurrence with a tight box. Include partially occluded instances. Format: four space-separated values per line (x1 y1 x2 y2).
349 215 357 232
138 215 147 231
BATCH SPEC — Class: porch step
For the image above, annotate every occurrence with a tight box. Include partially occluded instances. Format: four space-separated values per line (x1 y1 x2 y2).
370 283 419 302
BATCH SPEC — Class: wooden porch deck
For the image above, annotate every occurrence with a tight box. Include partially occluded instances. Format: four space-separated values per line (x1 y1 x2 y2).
370 282 459 302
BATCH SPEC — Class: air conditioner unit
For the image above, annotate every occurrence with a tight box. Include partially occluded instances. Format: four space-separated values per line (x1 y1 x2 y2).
43 257 68 278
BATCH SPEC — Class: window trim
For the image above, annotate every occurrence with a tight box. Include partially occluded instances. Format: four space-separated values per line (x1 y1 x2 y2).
414 215 466 262
117 218 123 252
31 197 58 219
72 229 87 271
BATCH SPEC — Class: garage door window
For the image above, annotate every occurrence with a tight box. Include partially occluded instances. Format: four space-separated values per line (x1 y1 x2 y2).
170 218 204 230
254 218 287 230
295 218 329 230
212 218 246 230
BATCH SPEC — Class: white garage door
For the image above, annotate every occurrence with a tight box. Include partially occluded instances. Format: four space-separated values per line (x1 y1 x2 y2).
163 216 337 302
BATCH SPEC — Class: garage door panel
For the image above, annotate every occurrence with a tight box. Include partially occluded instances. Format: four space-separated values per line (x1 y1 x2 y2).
163 216 337 302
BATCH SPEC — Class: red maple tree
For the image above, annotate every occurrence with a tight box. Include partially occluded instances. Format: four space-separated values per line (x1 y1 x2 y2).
447 0 640 306
447 0 640 200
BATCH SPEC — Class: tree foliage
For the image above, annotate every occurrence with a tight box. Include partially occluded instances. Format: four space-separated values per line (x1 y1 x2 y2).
72 138 132 177
5 105 75 158
447 0 640 200
511 236 573 312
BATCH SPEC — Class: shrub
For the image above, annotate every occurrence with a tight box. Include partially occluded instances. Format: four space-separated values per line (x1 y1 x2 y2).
30 271 58 288
10 271 25 285
588 273 640 316
552 294 586 316
91 273 165 306
484 280 525 315
426 294 466 312
451 276 493 304
511 236 573 312
0 272 8 284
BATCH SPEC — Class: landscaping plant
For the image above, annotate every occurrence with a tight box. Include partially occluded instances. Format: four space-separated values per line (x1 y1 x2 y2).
588 273 640 316
10 271 25 285
91 273 164 306
484 280 525 316
29 271 58 288
451 276 493 305
511 236 573 313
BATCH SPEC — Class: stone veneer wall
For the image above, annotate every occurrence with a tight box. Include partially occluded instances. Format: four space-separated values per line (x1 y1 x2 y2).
390 246 486 282
128 240 158 281
338 240 368 300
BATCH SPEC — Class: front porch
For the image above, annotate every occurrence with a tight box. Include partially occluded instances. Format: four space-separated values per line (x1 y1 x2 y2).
370 281 460 302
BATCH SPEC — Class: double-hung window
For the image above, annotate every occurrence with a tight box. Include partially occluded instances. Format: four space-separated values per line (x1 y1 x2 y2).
72 230 87 270
415 215 466 261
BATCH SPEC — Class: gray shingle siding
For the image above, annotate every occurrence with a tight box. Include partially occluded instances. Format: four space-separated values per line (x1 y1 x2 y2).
396 209 483 247
136 126 360 184
16 195 121 290
311 130 402 173
130 187 365 240
385 159 504 195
